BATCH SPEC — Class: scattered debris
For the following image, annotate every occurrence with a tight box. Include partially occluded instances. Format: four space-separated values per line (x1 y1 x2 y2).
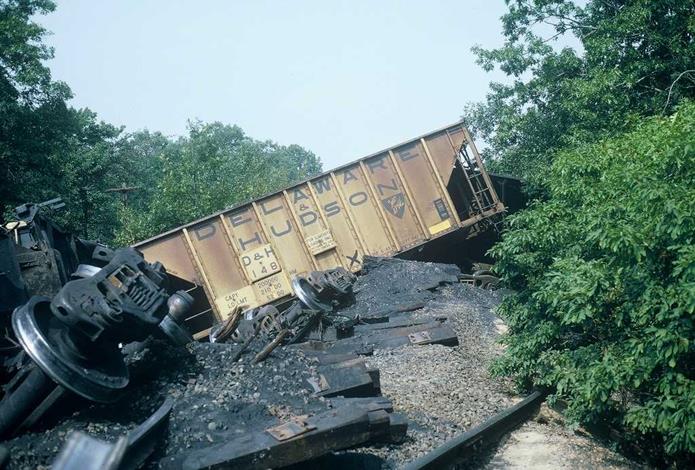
52 398 173 470
1 253 635 469
229 316 265 363
209 305 274 344
1 203 555 469
0 198 113 311
459 269 500 290
291 267 357 312
0 204 194 440
1 254 509 469
251 328 289 364
212 266 360 366
163 398 406 469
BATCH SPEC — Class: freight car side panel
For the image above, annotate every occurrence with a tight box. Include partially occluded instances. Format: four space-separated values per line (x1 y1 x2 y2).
391 140 459 236
309 176 365 272
185 219 248 319
284 185 341 271
187 220 246 295
447 126 467 154
361 154 423 250
423 132 458 186
140 234 198 284
220 205 293 319
225 207 267 254
334 164 396 256
134 122 505 336
254 195 315 277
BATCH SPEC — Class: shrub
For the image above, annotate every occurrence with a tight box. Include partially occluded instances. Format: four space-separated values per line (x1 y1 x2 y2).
490 101 695 462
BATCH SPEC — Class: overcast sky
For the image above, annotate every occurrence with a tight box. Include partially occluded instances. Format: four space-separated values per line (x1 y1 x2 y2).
39 0 511 169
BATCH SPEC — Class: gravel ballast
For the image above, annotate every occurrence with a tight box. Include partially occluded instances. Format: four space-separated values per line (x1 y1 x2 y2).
349 280 516 466
3 257 640 469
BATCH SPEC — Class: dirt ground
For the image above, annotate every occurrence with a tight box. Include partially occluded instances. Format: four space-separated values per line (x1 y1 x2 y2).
479 405 644 470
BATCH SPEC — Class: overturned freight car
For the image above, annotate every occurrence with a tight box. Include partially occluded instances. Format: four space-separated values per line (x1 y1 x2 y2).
134 123 505 339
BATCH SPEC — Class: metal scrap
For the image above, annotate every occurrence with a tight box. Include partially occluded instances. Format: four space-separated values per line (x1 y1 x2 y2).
408 331 432 344
227 305 280 343
164 398 407 469
52 398 174 470
266 415 315 441
458 269 500 289
0 199 476 469
291 267 357 312
208 304 247 343
0 244 193 438
252 328 289 364
229 318 264 363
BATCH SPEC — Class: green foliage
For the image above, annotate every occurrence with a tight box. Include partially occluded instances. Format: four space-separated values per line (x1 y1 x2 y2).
0 0 127 240
113 122 322 245
472 1 695 461
463 0 695 193
0 1 321 246
1 0 72 207
0 0 59 101
490 102 695 461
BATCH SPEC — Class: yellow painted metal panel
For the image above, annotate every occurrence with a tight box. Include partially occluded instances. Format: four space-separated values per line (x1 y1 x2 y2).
361 154 423 249
305 229 336 256
214 285 257 320
419 138 462 226
310 175 365 272
334 164 395 256
185 220 248 320
255 194 315 278
253 271 292 304
133 122 505 337
285 184 341 270
428 219 452 235
423 131 458 185
186 220 247 298
224 206 268 254
239 243 281 282
181 228 220 320
390 142 458 237
388 150 428 237
139 234 198 284
446 126 467 151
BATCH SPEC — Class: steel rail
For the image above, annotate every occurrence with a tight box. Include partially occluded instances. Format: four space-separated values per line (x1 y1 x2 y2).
404 391 545 470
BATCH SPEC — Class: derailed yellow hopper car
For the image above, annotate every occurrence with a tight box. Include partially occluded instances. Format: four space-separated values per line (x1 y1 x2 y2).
134 124 504 339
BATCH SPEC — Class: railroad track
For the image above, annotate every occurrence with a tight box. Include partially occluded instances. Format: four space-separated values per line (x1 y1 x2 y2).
405 391 545 470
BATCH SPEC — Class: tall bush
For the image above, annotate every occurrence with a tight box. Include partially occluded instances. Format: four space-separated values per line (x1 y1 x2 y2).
490 102 694 461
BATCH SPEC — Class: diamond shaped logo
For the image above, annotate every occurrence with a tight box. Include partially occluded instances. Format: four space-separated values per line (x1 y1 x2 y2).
382 193 405 219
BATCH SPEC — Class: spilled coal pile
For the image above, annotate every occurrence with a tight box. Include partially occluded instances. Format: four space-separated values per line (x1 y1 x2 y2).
4 257 512 469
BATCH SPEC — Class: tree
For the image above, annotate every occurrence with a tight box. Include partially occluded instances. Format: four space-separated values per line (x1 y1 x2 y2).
468 4 695 460
0 0 70 212
0 0 123 241
49 109 123 240
0 2 321 246
463 0 695 193
104 129 169 214
113 121 322 245
489 102 695 463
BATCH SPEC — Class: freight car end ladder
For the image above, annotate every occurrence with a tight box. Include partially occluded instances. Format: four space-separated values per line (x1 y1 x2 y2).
449 131 504 233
